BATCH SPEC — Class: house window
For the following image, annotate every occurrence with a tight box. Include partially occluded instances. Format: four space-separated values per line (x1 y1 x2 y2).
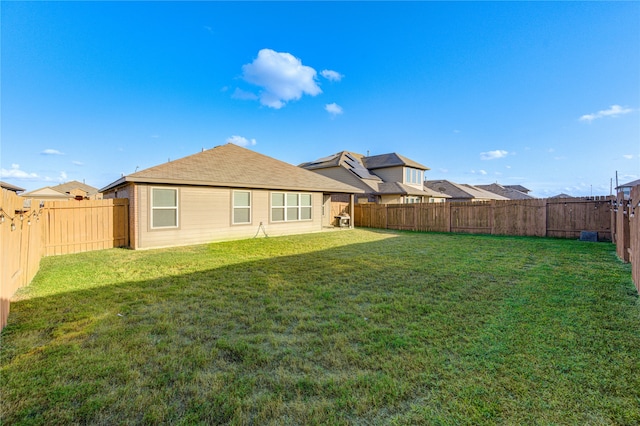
405 168 423 184
271 192 312 222
404 196 421 204
233 191 251 224
151 188 178 228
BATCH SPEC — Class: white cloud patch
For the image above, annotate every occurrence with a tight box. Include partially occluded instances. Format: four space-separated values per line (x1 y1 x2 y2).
226 135 257 147
325 103 343 117
579 105 634 122
623 154 634 160
58 171 67 181
232 88 259 101
72 161 84 166
1 164 40 180
480 150 508 160
41 149 64 155
321 69 343 82
241 49 321 109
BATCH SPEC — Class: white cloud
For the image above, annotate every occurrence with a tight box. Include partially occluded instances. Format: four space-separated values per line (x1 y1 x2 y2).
72 161 84 166
480 150 508 160
58 171 67 181
579 105 634 122
231 88 258 101
321 69 343 82
470 169 488 175
41 149 64 155
325 103 343 117
226 135 257 147
623 154 634 160
241 49 321 109
1 164 40 180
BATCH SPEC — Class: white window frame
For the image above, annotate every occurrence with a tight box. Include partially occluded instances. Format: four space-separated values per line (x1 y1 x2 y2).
405 167 423 185
150 187 179 229
271 192 313 222
232 190 252 225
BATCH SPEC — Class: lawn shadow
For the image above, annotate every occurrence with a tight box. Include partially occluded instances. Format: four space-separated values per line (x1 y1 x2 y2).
2 231 638 425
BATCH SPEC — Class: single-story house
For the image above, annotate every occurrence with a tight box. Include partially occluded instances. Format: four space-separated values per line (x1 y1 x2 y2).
616 179 640 200
424 180 510 202
20 187 74 201
0 181 25 194
100 143 364 250
299 151 448 204
475 183 533 200
51 180 102 200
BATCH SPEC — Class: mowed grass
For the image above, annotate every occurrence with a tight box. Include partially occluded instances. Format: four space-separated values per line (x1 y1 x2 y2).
1 229 639 425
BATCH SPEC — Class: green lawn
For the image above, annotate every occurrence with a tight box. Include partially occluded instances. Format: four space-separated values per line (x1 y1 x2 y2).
1 229 639 425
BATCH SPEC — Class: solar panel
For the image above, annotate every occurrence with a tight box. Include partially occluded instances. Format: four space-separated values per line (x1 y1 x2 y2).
344 157 379 180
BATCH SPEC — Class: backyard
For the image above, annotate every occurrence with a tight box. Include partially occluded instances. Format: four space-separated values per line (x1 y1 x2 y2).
1 229 639 425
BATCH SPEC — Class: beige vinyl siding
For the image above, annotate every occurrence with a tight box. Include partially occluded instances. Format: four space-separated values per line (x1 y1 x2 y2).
370 166 403 184
379 194 403 204
135 185 325 249
309 167 378 193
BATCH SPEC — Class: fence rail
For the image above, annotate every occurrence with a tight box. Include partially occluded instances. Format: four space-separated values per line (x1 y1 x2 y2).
1 191 129 329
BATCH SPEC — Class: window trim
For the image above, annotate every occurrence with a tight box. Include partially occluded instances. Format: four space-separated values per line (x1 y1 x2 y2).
271 192 313 223
150 187 179 229
405 167 423 185
232 190 252 225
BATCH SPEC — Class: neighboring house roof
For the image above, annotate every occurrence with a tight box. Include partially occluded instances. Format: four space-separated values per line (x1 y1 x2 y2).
301 150 439 200
424 180 509 201
374 182 437 197
549 193 574 199
0 181 25 193
361 153 429 171
299 151 383 180
52 180 99 197
503 184 531 194
616 179 640 189
101 143 364 194
21 187 74 200
476 183 533 200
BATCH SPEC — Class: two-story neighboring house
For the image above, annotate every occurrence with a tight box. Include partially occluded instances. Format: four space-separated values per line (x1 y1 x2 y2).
300 151 449 204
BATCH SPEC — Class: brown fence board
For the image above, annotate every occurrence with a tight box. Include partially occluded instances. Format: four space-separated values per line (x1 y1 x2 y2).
1 189 44 329
355 197 614 241
630 186 639 294
43 199 129 256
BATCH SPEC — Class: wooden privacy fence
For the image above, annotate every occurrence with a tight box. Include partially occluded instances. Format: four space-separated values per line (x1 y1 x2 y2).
1 190 129 329
1 189 43 330
43 199 129 256
354 197 613 241
628 185 640 294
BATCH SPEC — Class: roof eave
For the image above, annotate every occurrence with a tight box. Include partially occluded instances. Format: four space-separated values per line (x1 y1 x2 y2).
100 176 364 194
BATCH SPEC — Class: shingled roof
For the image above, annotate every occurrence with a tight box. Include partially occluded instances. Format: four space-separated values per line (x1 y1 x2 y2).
362 153 429 170
374 182 436 196
52 180 100 197
424 180 509 201
101 143 363 194
476 183 533 200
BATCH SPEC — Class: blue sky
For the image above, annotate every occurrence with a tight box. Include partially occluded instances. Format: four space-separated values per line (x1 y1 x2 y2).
2 1 639 197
